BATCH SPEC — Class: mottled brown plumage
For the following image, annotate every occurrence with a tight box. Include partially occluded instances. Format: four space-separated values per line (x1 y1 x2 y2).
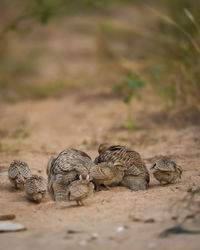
47 149 94 201
150 157 182 184
25 175 47 203
67 174 94 206
95 145 149 191
90 160 127 190
8 160 32 189
98 143 110 154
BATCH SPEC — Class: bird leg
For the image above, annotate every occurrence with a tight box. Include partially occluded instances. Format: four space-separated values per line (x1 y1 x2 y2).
96 184 100 192
76 200 84 206
105 185 111 190
80 200 84 206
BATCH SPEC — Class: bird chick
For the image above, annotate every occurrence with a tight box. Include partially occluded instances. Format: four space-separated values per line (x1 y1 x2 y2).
25 175 47 203
67 174 94 206
95 145 150 191
47 149 94 201
90 160 127 191
98 143 110 154
150 157 182 184
8 160 32 189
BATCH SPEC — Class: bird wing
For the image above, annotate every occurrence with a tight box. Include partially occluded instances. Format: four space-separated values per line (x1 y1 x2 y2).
95 145 145 176
8 166 19 178
56 171 77 185
20 165 32 178
94 145 125 163
26 178 36 194
156 159 176 172
70 149 91 160
156 165 176 172
90 163 115 180
69 183 88 199
53 149 93 174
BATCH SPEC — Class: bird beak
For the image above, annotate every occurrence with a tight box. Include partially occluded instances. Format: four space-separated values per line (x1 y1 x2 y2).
149 163 156 173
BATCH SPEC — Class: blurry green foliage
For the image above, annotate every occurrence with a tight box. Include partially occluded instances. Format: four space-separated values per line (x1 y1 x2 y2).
0 0 199 108
161 0 200 39
126 119 135 131
152 0 200 105
159 84 176 109
0 0 136 37
113 72 147 131
114 72 146 104
148 65 177 109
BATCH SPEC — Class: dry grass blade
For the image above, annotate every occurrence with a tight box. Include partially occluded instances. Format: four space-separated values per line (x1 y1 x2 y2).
143 4 200 55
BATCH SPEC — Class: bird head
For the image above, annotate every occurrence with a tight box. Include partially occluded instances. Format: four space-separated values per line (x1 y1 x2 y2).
113 160 127 171
46 156 56 178
32 193 43 203
98 143 110 154
150 162 158 172
79 174 91 183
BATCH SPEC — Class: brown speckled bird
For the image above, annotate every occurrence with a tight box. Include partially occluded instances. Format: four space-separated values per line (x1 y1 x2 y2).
47 149 94 201
150 157 182 184
95 144 149 191
25 175 47 203
90 160 127 190
67 174 94 206
8 160 32 189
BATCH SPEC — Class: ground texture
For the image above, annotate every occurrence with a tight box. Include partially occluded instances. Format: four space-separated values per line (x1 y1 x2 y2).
0 84 200 250
0 5 200 249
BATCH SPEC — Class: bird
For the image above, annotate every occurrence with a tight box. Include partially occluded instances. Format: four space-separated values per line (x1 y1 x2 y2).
67 174 94 206
89 160 127 191
8 160 32 189
150 157 182 184
94 144 150 191
98 143 110 154
47 149 95 201
25 175 47 203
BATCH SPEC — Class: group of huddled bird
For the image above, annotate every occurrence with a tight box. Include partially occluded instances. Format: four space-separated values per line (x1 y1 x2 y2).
7 143 183 205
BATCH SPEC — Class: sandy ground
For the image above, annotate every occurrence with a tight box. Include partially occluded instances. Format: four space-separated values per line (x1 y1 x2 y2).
0 4 200 249
0 84 200 250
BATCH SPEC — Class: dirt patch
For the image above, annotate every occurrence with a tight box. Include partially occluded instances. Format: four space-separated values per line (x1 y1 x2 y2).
0 84 200 249
146 106 200 129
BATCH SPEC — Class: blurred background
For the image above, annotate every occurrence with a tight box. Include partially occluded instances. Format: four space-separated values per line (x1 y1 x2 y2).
0 0 200 107
1 2 200 246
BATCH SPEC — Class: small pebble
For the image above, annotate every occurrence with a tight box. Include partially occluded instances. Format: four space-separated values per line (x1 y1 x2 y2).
144 218 155 223
80 239 87 246
0 214 16 221
117 226 124 232
91 232 99 239
0 221 26 233
67 229 83 234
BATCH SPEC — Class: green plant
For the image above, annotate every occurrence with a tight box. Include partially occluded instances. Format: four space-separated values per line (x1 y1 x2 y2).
148 65 177 109
113 72 146 131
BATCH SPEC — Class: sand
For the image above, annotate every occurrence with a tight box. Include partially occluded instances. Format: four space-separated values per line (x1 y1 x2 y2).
0 84 200 250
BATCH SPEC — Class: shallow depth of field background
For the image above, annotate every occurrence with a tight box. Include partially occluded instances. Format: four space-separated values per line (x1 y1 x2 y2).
0 1 200 249
0 0 200 105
